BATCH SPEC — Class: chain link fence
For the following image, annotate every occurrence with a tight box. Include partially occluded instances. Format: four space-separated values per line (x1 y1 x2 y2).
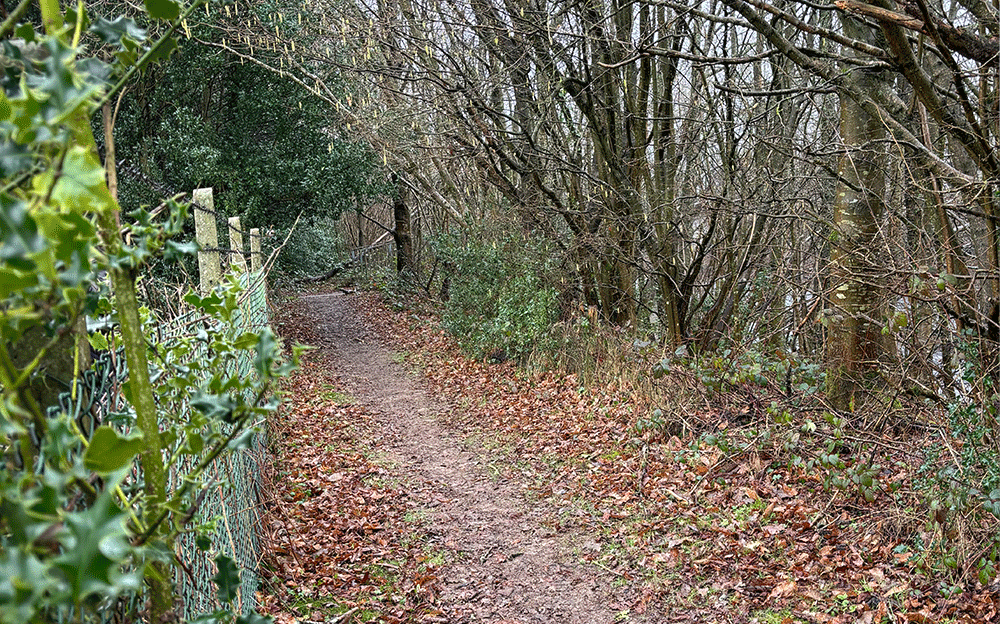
48 270 272 620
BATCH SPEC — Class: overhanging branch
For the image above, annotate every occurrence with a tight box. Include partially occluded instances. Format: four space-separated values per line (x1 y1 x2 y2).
835 0 999 63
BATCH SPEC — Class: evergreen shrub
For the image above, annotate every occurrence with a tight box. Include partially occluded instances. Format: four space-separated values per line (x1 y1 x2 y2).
433 225 558 361
270 217 346 279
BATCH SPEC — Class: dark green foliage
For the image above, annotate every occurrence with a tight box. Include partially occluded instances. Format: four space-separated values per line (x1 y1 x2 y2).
910 335 1000 583
933 341 1000 514
1 1 296 620
655 346 823 399
434 226 558 361
270 216 347 278
106 22 386 251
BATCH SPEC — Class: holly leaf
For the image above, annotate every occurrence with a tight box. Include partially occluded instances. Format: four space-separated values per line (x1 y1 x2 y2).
253 328 278 376
14 22 36 42
0 268 38 299
25 39 99 121
76 57 112 87
189 610 233 624
0 194 44 262
164 239 198 262
87 332 109 351
84 426 143 475
89 16 147 46
143 35 179 67
0 141 33 179
53 488 141 601
144 0 180 20
191 392 237 423
0 548 61 624
32 146 114 215
213 554 240 603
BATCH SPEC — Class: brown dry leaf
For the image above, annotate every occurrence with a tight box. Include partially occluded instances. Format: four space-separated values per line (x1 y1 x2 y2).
796 610 839 623
801 589 823 601
650 549 680 567
768 579 797 600
265 291 998 624
762 523 788 536
855 610 876 624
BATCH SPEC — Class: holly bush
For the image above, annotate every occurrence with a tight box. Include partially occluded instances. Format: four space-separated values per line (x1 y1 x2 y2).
1 1 294 622
433 225 558 361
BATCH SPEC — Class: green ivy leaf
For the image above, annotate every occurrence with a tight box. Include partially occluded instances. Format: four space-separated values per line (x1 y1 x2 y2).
84 426 143 475
212 554 240 603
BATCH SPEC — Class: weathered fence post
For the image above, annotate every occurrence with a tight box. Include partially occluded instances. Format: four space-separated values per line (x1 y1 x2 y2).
193 188 221 293
228 216 248 273
249 228 262 274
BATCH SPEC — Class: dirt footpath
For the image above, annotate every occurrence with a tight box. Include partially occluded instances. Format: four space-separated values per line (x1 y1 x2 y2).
296 291 636 624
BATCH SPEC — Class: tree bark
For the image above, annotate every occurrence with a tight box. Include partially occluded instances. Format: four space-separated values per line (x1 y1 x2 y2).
392 175 415 274
825 17 891 410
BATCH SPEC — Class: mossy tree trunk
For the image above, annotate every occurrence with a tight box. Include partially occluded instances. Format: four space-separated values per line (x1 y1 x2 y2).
392 175 414 274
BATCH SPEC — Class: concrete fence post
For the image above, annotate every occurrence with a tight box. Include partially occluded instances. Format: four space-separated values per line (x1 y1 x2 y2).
193 188 221 293
228 216 248 273
249 228 262 274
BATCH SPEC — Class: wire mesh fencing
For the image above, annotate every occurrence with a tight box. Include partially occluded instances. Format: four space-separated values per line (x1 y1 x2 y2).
46 270 273 620
165 272 271 619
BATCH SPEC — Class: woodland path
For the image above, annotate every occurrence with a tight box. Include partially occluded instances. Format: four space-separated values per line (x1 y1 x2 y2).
266 291 1000 624
290 291 641 624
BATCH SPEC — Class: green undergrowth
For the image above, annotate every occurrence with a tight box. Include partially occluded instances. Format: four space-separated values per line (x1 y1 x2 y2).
432 224 559 362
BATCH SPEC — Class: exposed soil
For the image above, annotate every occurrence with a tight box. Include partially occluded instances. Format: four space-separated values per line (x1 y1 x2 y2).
269 290 641 623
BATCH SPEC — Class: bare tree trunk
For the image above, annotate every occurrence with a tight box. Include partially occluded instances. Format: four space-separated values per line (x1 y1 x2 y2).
825 20 890 409
392 176 414 274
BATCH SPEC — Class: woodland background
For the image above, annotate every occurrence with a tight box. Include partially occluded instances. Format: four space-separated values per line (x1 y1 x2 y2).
104 0 1000 545
1 0 999 620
